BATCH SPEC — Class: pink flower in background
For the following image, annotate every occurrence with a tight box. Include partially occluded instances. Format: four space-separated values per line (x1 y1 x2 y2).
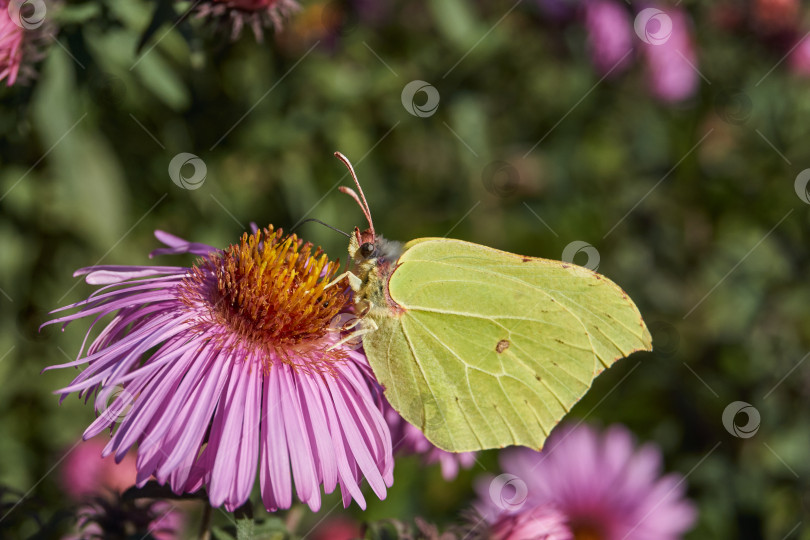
60 437 138 500
196 0 300 41
583 0 634 76
0 1 26 86
788 34 810 77
44 226 393 513
384 403 476 481
477 424 696 540
752 0 798 35
489 505 573 540
310 516 362 540
638 7 700 102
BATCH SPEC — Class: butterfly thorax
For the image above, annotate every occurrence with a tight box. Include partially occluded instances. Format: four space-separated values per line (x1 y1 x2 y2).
347 228 404 318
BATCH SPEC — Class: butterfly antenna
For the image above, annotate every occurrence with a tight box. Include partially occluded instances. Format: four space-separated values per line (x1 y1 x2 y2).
334 151 375 236
292 218 351 238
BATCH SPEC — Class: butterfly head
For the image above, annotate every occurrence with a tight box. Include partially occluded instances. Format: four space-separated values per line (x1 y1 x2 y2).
348 226 376 264
348 226 402 265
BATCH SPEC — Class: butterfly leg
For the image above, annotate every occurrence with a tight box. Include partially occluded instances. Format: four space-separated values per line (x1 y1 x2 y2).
328 318 378 351
325 270 363 292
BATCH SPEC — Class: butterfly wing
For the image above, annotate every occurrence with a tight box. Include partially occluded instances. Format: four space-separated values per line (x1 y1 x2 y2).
362 238 652 452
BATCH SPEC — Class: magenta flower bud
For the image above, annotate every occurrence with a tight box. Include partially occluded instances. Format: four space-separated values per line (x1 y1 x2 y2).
637 7 700 102
583 0 634 76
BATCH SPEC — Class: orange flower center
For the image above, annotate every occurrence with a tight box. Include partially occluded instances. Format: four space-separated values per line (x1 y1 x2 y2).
571 520 605 540
182 226 350 370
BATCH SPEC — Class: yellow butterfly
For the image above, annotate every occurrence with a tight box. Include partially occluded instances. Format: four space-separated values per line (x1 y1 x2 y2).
329 152 652 452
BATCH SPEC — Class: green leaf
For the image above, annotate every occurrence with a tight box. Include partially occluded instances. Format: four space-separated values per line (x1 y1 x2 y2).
235 500 255 540
54 3 102 24
136 0 185 54
30 47 129 249
251 517 289 540
132 51 190 110
212 527 237 540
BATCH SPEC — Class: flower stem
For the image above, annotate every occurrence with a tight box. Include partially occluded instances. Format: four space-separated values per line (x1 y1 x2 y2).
285 505 304 534
198 503 212 540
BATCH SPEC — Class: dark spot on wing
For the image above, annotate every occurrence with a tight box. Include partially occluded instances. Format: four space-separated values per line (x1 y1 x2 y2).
496 339 510 353
522 257 531 262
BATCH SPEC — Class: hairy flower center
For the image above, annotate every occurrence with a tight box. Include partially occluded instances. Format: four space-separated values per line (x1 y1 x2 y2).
183 226 350 367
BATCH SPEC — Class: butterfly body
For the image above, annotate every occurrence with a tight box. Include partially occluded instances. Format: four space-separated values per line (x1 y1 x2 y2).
347 229 404 319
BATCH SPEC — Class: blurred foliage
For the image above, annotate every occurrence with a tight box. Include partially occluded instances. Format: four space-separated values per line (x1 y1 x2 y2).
2 0 810 538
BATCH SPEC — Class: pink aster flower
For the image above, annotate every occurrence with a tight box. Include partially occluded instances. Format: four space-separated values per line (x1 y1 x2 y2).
477 424 696 540
583 0 634 77
384 403 476 481
1 1 26 85
0 0 51 86
196 0 300 41
60 436 138 500
639 7 699 102
44 226 394 513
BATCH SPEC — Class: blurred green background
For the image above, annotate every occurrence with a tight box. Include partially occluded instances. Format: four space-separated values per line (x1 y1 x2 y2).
2 0 810 537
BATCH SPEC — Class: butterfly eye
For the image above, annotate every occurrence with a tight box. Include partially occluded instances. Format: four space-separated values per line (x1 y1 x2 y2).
360 242 375 258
